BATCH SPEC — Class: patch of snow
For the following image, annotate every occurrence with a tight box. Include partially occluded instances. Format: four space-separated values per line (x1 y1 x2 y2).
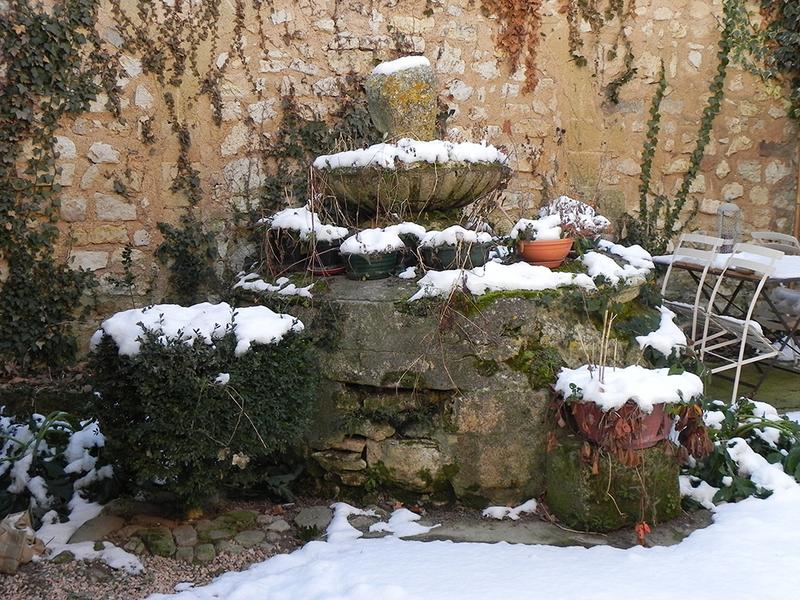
326 503 377 544
214 373 230 386
581 251 653 286
554 364 704 412
263 205 349 243
313 138 508 170
597 240 654 271
509 215 562 241
147 483 800 600
786 411 800 424
340 228 405 256
726 437 796 492
372 55 431 76
679 475 719 510
36 496 143 574
409 261 595 302
703 410 725 430
539 196 610 236
369 508 440 538
398 266 417 280
635 306 687 357
482 499 537 521
91 302 303 357
234 273 314 298
384 222 427 240
419 225 493 248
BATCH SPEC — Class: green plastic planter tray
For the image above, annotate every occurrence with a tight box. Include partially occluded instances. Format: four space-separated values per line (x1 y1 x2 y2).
344 251 399 280
422 243 490 270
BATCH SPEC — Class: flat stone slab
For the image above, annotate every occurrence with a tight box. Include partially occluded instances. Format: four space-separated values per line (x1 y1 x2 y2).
294 506 333 531
68 515 124 544
405 508 713 549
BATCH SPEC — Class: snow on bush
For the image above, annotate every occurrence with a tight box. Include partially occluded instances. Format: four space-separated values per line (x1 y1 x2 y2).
419 225 493 248
509 214 562 241
89 302 304 357
635 306 687 358
579 240 654 286
539 196 610 237
554 364 704 413
89 309 317 507
0 411 113 522
409 261 595 302
684 398 800 506
263 205 349 243
234 273 314 298
313 138 508 170
339 228 406 256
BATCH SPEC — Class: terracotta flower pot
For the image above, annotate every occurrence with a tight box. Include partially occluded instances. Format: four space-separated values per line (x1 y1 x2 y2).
570 401 672 451
518 238 573 268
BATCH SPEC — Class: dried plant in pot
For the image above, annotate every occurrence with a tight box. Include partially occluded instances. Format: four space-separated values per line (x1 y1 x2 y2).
512 215 574 268
339 228 405 280
384 222 428 268
418 225 494 270
263 205 349 275
512 196 611 268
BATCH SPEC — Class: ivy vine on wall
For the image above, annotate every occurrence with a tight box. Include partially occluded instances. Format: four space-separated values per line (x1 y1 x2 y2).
0 0 119 373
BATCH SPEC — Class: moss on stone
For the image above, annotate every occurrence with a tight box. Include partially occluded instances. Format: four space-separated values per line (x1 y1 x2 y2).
505 341 564 389
471 356 501 377
545 431 680 532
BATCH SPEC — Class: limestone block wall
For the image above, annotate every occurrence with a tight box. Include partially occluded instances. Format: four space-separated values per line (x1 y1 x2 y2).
295 277 645 504
47 0 797 309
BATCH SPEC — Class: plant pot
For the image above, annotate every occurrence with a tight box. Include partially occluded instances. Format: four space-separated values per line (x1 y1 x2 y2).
518 238 573 268
421 243 491 270
266 229 309 273
570 401 672 451
343 251 399 280
308 240 346 276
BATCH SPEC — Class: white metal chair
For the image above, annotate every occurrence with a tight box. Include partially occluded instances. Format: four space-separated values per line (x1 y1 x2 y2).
660 233 725 344
750 231 800 256
699 243 785 402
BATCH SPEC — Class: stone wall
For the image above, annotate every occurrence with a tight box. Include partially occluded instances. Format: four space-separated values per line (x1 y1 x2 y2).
295 277 645 504
48 0 798 314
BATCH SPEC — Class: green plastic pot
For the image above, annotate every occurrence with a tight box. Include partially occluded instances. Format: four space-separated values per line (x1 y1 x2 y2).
344 251 399 280
422 243 490 270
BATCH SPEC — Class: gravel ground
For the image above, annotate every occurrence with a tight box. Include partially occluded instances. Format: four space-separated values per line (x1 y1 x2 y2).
0 500 306 600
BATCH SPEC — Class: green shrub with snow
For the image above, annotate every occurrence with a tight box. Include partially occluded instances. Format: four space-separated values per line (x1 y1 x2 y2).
87 303 317 508
682 398 800 506
0 411 114 523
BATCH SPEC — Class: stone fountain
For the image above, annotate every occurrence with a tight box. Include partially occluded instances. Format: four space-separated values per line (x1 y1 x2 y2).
313 56 511 218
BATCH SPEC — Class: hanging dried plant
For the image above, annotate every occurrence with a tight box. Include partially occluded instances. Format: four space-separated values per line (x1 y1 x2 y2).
482 0 545 93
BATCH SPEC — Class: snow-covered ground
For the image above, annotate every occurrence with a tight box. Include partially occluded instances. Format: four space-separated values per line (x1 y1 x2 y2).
150 483 800 600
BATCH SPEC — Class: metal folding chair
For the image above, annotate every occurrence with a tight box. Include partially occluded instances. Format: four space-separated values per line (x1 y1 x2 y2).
750 231 800 256
699 243 785 402
660 233 725 344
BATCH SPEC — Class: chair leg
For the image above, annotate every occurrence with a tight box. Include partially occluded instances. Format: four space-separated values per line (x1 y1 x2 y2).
730 359 744 403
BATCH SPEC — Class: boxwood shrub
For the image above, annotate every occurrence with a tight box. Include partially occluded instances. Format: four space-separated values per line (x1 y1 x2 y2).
88 330 317 507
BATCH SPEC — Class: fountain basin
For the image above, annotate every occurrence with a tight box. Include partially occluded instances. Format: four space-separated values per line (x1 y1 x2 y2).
316 161 511 216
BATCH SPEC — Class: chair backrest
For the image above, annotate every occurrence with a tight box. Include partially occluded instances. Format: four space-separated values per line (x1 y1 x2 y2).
700 243 784 360
750 231 800 250
661 233 725 341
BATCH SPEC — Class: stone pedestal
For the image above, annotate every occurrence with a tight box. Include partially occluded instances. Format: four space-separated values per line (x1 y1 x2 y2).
545 430 680 532
294 277 645 505
365 64 437 140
